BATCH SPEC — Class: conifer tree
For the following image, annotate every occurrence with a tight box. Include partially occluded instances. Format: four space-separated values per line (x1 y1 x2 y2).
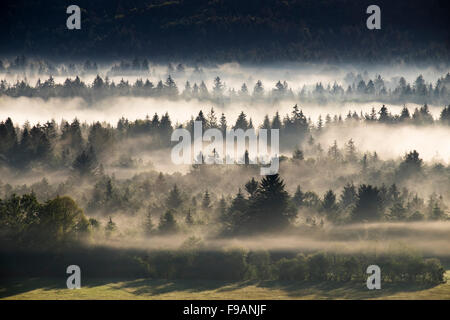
185 209 194 225
143 209 154 236
244 178 259 198
202 190 211 209
293 185 304 207
166 184 183 209
159 209 178 234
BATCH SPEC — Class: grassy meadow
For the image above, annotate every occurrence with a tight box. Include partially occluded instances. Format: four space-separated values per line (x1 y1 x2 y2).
1 271 449 300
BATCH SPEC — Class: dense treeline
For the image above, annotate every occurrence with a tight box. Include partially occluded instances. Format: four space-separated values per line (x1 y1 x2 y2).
1 104 449 170
219 172 449 236
1 0 449 63
0 245 445 285
1 70 450 105
140 249 445 285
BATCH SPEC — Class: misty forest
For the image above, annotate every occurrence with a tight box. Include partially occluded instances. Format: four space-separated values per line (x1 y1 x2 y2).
1 59 449 290
1 0 450 300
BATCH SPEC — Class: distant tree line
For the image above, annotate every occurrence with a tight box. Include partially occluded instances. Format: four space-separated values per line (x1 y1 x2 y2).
1 71 449 105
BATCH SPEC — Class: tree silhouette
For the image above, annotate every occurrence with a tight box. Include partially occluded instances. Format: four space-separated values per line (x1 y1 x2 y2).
247 174 295 232
399 150 423 177
352 185 383 221
72 146 99 176
321 190 339 222
340 183 357 210
185 209 194 225
166 184 183 209
202 190 211 209
143 209 154 236
159 209 178 234
244 178 258 198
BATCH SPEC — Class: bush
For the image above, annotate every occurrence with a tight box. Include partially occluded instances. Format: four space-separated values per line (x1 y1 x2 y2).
139 250 445 286
307 252 331 281
424 258 445 284
247 251 273 280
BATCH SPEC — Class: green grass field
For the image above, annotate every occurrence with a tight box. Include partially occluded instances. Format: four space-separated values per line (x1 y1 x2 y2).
1 271 449 300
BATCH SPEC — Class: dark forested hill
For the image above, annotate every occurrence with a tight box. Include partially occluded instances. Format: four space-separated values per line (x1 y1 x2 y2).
0 0 449 63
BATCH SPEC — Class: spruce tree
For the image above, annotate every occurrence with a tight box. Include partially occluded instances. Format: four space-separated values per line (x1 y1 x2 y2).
248 174 294 232
185 209 194 225
321 190 339 222
245 178 259 198
293 185 304 207
166 184 183 209
202 190 211 209
352 185 383 221
340 183 357 209
144 210 154 235
159 210 178 234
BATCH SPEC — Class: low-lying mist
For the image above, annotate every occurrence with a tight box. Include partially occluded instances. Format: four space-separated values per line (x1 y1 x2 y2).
89 221 450 258
315 123 450 163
